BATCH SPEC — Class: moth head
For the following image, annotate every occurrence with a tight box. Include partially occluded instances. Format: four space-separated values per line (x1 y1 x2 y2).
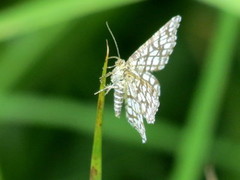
115 58 125 66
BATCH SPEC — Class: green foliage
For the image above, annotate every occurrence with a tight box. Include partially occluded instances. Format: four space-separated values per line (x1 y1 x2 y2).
0 0 239 180
0 0 138 41
199 0 240 17
170 12 239 180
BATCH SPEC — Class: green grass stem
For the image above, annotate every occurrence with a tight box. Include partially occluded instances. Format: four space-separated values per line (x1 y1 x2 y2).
90 41 109 180
170 12 239 180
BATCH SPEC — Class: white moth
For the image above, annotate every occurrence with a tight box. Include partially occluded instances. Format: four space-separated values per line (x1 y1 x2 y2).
96 15 181 143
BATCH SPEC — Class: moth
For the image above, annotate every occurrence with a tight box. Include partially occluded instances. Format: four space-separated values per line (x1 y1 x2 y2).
96 15 181 143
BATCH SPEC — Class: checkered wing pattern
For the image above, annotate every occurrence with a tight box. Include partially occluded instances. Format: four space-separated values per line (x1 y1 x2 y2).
127 16 181 72
96 15 181 143
124 16 181 143
125 71 160 143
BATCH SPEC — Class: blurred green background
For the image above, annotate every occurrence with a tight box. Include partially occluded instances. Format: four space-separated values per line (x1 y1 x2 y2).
0 0 239 180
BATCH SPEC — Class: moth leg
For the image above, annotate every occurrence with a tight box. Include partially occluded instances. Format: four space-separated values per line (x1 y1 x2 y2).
99 71 112 83
94 84 117 95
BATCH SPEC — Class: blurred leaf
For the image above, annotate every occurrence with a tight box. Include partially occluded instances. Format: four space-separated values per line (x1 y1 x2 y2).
0 25 68 93
0 93 239 174
0 0 141 41
170 12 239 180
199 0 240 17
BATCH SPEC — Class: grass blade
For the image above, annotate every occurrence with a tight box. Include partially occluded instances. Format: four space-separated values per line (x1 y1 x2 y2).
170 12 239 180
0 0 141 41
198 0 240 17
0 25 68 93
0 93 239 173
90 41 109 180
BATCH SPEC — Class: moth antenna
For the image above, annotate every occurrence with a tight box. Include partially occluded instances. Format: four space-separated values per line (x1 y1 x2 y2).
106 22 121 58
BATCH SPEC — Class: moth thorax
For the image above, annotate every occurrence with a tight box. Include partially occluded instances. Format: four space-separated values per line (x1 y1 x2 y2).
111 59 126 84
